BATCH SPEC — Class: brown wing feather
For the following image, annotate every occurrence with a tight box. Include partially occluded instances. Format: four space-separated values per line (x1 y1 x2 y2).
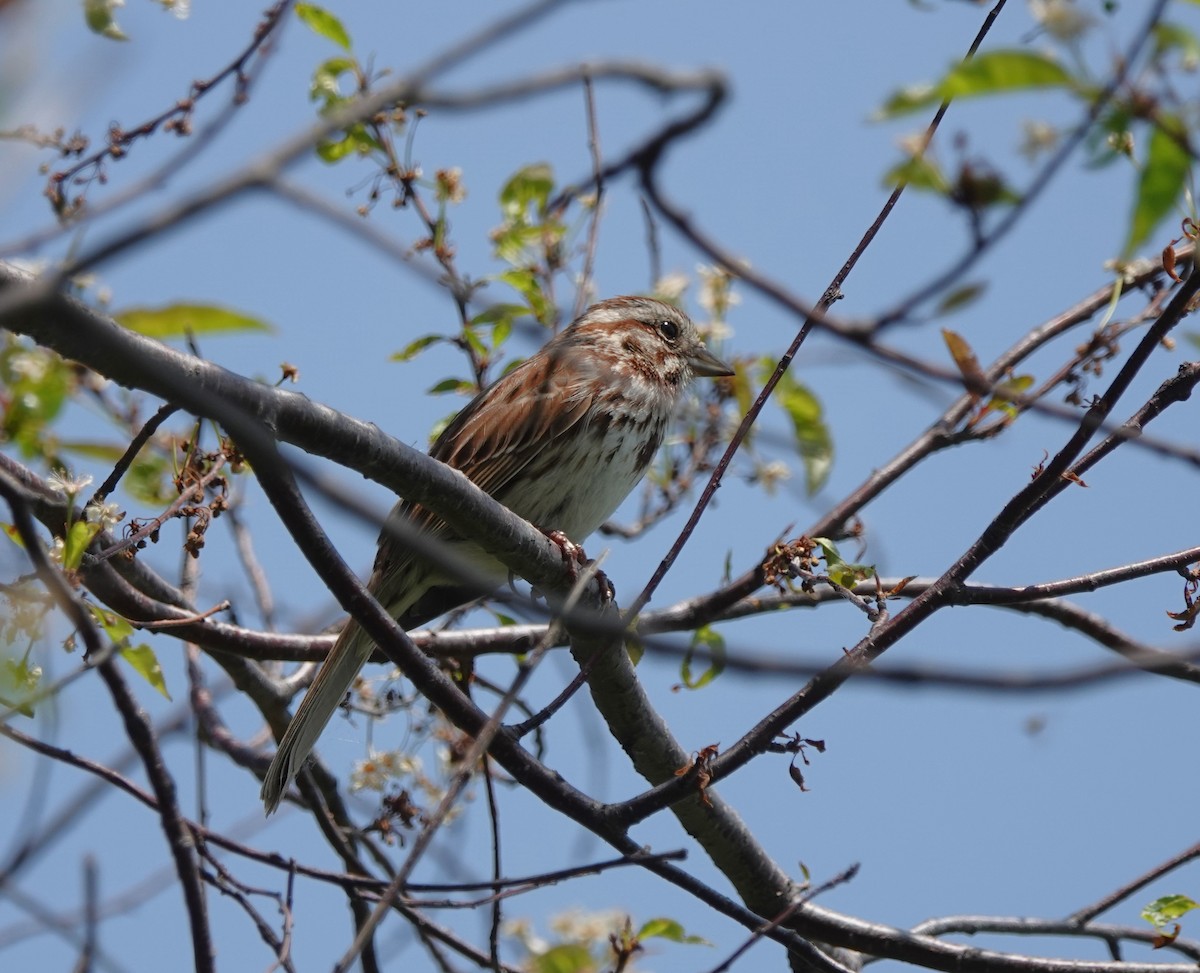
365 340 595 618
432 346 593 496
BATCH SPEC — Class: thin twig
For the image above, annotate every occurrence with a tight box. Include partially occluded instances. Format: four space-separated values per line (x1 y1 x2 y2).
875 0 1170 328
1066 840 1200 927
334 558 605 972
88 402 178 504
574 73 604 321
624 1 1007 623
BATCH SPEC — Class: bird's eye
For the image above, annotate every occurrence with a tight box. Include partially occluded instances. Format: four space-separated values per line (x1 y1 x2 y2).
658 319 679 342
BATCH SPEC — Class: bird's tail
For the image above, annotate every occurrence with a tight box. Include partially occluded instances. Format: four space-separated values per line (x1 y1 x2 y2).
260 620 375 814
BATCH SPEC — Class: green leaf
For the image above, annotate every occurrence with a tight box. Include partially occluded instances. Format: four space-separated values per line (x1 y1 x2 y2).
680 625 725 690
728 371 755 443
492 318 513 350
125 452 174 506
316 135 356 162
883 155 951 195
936 282 987 315
462 327 488 357
812 536 874 589
471 303 528 326
637 917 710 945
1125 117 1192 255
495 269 550 323
1 347 73 458
499 163 554 220
492 223 548 265
1143 894 1200 930
469 305 521 353
57 441 128 462
624 633 644 666
295 3 351 49
427 378 475 395
83 0 128 40
531 943 594 973
115 304 274 339
62 520 101 572
942 50 1075 99
1153 22 1200 64
120 642 171 700
88 604 133 641
986 373 1035 420
82 605 169 698
768 366 833 495
390 334 445 363
877 50 1077 118
316 124 380 162
310 56 357 104
876 82 940 118
0 655 42 717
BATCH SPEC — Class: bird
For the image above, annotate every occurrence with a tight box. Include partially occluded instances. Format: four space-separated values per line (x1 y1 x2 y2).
261 296 734 813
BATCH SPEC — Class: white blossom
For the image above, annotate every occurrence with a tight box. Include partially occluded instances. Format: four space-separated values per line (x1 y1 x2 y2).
757 460 792 495
85 501 124 529
653 272 689 302
1028 0 1093 43
47 470 93 497
1019 120 1059 162
9 352 48 382
350 749 421 793
157 0 190 19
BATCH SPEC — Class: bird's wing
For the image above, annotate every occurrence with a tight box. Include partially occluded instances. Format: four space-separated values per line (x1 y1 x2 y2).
366 345 595 613
430 348 594 500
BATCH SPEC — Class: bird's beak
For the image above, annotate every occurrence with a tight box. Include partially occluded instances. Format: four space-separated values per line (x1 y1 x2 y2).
688 344 735 378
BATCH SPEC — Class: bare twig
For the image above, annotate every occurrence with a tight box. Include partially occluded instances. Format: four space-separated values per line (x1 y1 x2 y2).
574 73 605 321
624 0 1009 623
45 1 295 220
1066 840 1200 927
93 659 214 973
910 915 1200 963
88 402 178 504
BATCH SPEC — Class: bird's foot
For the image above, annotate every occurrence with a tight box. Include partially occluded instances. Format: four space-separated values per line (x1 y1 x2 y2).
536 529 614 604
541 528 588 581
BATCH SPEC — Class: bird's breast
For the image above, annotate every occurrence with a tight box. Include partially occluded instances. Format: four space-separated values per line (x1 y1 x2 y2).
499 407 667 542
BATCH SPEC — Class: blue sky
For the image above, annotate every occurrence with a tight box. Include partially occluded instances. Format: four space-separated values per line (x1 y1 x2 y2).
2 1 1199 970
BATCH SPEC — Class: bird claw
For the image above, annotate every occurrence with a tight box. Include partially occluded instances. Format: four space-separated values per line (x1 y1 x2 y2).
538 529 614 603
596 570 616 604
540 532 614 602
542 529 588 580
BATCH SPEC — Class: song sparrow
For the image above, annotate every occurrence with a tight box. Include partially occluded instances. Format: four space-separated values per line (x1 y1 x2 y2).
261 296 733 813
